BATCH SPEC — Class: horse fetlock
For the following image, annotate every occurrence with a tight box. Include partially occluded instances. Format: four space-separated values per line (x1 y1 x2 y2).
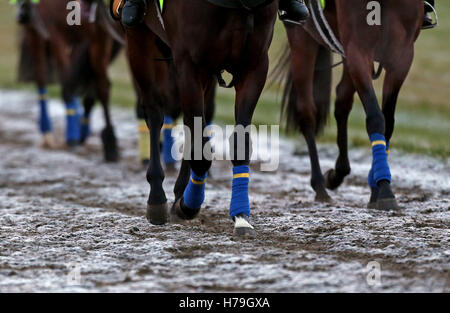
324 169 345 190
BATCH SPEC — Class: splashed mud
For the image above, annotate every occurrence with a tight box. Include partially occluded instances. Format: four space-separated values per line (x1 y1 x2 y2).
0 90 448 292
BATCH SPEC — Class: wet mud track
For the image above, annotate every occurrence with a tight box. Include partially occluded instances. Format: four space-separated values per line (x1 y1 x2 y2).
0 90 449 292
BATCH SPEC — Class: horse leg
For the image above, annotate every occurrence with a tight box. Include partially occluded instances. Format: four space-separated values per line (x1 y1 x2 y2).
367 47 414 208
170 59 211 222
89 41 119 162
324 65 355 190
345 49 399 210
229 55 271 236
50 34 81 147
162 115 177 171
27 29 54 148
289 35 331 202
80 88 95 144
127 27 168 224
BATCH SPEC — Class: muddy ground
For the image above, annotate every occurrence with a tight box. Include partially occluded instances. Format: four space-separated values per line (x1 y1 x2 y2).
0 90 448 292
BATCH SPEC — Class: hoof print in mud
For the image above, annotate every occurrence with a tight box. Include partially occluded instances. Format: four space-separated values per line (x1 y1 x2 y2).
169 198 200 224
146 202 169 225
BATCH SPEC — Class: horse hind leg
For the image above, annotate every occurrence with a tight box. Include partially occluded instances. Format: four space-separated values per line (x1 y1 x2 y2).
80 89 95 144
324 65 355 190
288 40 331 202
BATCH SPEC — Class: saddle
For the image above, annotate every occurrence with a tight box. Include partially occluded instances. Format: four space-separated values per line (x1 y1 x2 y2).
205 0 273 10
111 0 273 17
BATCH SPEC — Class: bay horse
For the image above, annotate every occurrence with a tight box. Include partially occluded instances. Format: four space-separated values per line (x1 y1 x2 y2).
125 0 278 236
277 0 425 209
16 0 121 161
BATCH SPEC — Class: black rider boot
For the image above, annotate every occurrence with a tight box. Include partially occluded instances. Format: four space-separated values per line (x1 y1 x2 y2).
121 0 147 27
423 0 436 29
279 0 310 24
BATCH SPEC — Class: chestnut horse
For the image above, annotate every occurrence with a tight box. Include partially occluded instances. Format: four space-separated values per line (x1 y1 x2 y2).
125 0 278 236
277 0 424 209
16 0 121 161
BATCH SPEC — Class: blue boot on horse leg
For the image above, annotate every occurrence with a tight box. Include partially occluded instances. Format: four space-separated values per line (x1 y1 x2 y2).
37 87 55 148
367 134 398 210
368 141 390 208
162 116 177 171
80 95 95 144
65 97 81 147
230 164 254 237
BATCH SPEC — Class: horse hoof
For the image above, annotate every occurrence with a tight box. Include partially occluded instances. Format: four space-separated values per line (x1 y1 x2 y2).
169 198 200 224
105 151 120 163
146 202 168 225
66 140 79 149
315 192 333 203
324 169 342 190
233 215 255 238
41 133 56 149
376 198 401 211
102 126 119 162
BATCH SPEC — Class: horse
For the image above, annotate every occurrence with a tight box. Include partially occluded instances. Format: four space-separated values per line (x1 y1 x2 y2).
276 0 425 209
16 0 122 161
124 0 278 236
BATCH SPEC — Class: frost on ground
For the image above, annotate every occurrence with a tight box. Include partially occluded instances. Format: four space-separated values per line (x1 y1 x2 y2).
0 90 449 292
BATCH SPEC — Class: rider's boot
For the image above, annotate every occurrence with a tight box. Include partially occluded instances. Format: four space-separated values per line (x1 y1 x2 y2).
279 0 310 25
121 0 147 27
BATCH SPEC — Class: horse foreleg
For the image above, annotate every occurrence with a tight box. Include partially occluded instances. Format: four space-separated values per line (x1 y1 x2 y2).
170 60 211 222
346 48 399 210
230 56 270 237
90 43 119 162
324 65 355 190
145 101 169 225
28 30 54 148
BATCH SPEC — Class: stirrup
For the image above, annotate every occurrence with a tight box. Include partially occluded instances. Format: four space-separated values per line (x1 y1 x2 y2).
278 11 304 26
422 1 438 30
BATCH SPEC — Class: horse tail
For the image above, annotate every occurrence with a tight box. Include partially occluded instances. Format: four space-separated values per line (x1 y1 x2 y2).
275 44 332 135
65 39 123 97
312 45 333 135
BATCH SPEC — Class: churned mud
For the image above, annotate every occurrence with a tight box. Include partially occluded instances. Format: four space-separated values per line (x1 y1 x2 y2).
0 90 449 292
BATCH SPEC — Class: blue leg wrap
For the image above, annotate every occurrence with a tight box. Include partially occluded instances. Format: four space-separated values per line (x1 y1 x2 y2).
183 170 207 210
368 141 390 188
65 98 81 143
369 134 391 185
162 116 176 165
38 88 52 133
230 165 250 218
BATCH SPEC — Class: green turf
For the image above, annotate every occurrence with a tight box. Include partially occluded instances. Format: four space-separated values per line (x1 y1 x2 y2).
0 2 449 157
